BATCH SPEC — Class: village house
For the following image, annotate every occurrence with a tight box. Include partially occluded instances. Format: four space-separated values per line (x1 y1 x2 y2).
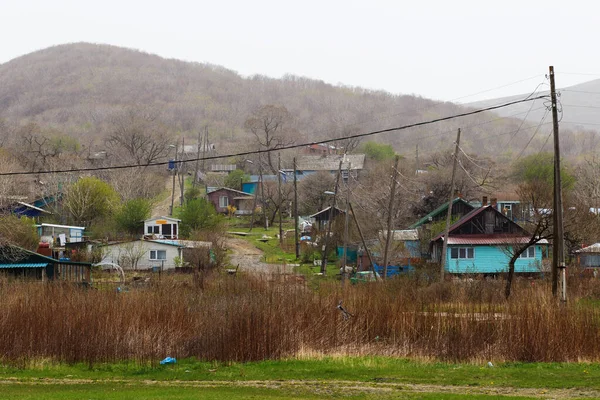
431 205 548 275
294 154 365 181
206 187 254 215
100 239 212 271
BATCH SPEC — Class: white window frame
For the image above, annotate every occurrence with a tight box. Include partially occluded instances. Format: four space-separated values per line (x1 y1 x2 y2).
150 250 167 260
519 246 535 258
450 247 474 259
219 196 229 208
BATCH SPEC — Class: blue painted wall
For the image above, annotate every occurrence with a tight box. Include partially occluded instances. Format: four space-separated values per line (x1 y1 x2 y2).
445 245 544 274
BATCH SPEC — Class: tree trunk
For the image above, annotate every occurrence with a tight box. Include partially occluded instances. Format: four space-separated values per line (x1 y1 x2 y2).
505 254 519 299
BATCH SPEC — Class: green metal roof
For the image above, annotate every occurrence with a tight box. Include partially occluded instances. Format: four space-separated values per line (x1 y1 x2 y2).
0 263 49 269
409 198 474 229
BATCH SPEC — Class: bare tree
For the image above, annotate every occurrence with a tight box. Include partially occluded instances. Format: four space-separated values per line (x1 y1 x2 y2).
107 106 173 166
117 241 148 270
244 105 296 174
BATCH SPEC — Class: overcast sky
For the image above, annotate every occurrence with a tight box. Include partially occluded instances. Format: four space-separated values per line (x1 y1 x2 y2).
1 0 597 102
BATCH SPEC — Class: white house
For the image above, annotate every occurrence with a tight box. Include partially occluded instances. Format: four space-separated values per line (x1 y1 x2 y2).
144 217 180 239
101 240 181 270
100 239 212 271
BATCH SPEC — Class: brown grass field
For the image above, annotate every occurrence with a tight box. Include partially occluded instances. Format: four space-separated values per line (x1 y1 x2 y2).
0 272 599 365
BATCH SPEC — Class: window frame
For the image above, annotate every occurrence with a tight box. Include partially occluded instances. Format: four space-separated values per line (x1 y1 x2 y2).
219 196 229 208
519 246 536 259
450 247 474 260
150 249 167 260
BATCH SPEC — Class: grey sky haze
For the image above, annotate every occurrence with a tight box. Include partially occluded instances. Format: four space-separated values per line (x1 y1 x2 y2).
1 0 597 102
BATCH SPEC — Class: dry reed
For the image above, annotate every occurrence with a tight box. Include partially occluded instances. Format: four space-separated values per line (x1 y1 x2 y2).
0 274 599 364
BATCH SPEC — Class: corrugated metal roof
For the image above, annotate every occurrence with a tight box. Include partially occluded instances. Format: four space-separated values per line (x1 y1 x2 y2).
409 198 474 229
445 235 549 245
296 154 365 171
577 243 600 253
0 263 49 269
379 229 419 241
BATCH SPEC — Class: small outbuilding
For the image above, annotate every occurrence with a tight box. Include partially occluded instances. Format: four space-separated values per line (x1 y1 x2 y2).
576 243 600 268
144 217 180 239
0 245 92 283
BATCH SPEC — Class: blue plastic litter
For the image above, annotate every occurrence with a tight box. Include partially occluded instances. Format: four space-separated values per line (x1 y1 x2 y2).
160 357 177 365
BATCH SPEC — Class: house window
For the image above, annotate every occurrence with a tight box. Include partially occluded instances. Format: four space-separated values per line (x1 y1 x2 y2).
150 250 167 260
519 246 535 258
219 196 229 208
450 247 474 259
147 225 159 234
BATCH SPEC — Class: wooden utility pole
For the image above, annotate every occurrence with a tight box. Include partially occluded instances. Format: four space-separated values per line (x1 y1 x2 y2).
179 137 185 207
259 157 268 230
321 160 343 275
193 130 201 187
293 157 300 259
382 155 400 279
169 142 178 216
550 65 566 302
278 153 283 246
415 144 419 175
440 128 461 280
341 162 352 283
201 126 208 173
349 202 378 277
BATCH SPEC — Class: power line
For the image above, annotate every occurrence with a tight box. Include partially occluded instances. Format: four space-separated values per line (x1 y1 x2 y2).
515 109 550 160
0 95 547 177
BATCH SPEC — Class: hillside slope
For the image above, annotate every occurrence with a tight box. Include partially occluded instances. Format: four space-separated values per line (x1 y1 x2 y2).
468 79 600 132
0 43 550 157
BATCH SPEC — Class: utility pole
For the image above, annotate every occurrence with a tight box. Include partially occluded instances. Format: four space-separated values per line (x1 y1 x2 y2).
550 65 566 302
321 160 343 275
278 153 283 246
382 155 400 279
341 162 351 283
349 202 378 277
169 142 178 216
193 130 201 188
201 126 208 173
248 159 259 232
415 144 419 175
293 157 300 259
440 128 461 281
259 156 268 230
179 137 185 207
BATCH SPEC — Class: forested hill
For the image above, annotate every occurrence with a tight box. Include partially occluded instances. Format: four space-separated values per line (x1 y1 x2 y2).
0 43 577 158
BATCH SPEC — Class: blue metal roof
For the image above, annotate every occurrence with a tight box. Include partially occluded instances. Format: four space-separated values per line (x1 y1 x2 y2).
0 263 49 269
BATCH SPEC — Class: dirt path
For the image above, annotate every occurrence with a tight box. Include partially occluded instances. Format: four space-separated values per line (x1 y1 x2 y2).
152 175 180 217
1 378 598 398
225 237 294 274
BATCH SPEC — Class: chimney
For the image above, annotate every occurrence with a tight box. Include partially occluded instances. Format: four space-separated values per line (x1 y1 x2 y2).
491 197 497 208
482 196 488 206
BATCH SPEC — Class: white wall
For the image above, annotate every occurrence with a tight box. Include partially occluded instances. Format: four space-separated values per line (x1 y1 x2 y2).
100 241 180 270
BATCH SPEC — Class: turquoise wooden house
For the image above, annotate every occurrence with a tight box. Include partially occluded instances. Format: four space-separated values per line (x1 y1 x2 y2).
431 205 547 275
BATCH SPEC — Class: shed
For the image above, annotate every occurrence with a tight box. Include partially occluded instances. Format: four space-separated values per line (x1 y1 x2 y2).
576 243 600 268
37 223 85 246
144 216 180 239
0 245 92 283
308 206 345 230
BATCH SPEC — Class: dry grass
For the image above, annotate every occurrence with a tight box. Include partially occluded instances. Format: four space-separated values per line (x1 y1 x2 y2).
0 274 599 364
